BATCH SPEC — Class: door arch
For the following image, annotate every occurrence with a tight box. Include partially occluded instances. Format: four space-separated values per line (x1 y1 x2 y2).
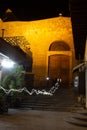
49 41 70 51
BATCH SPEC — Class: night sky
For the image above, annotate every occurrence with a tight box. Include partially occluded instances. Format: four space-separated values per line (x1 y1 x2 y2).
0 0 70 21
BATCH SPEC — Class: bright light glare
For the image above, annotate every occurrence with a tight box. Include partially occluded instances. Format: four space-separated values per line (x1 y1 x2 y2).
1 59 15 68
46 77 50 80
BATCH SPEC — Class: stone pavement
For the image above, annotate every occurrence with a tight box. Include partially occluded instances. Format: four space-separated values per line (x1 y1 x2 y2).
0 108 87 130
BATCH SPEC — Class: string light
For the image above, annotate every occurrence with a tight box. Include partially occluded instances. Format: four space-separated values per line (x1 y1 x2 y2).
0 80 60 96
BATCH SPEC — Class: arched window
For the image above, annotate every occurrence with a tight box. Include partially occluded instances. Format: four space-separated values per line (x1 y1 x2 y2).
49 41 70 51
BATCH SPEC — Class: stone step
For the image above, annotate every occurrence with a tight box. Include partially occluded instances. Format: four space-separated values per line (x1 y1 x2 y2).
64 110 87 127
20 105 80 112
20 102 83 112
18 87 83 112
77 110 87 116
65 118 87 127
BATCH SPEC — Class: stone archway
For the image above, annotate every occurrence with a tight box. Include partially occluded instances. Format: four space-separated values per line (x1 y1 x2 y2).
47 41 71 87
49 41 70 51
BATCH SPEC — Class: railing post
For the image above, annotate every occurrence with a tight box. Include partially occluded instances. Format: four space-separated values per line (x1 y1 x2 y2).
84 37 87 109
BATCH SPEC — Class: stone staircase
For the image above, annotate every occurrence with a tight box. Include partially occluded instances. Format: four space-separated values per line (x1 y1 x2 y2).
64 110 87 127
19 87 84 112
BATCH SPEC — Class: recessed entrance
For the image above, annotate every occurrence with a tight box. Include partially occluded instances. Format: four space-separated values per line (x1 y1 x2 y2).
48 54 70 87
47 41 71 87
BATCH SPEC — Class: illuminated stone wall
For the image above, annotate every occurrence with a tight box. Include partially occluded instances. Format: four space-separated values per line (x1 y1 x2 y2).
0 19 3 37
0 15 77 87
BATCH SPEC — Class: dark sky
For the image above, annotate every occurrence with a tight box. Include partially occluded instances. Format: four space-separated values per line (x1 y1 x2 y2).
0 0 70 21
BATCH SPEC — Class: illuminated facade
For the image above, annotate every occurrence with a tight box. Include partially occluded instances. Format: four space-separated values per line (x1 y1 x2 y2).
0 15 77 87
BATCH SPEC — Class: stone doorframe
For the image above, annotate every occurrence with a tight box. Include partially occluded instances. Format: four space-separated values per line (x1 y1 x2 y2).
46 51 72 86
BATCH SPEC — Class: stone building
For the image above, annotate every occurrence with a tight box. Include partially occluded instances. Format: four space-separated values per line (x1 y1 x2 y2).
0 11 78 88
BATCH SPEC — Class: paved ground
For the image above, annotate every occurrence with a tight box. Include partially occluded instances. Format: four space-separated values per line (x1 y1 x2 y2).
0 85 86 130
0 108 87 130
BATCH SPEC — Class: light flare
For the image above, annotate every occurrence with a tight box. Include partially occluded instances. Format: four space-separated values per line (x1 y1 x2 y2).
0 81 59 96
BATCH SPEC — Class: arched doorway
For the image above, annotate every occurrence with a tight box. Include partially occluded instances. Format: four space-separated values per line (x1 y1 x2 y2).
48 41 71 87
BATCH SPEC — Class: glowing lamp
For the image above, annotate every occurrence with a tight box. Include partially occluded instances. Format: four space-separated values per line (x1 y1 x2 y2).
1 59 15 68
46 77 50 80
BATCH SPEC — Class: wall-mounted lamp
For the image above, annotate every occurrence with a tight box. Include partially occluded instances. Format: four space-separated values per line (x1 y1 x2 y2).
1 59 15 69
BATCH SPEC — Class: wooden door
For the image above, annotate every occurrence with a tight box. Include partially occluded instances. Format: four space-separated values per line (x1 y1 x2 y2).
48 54 70 87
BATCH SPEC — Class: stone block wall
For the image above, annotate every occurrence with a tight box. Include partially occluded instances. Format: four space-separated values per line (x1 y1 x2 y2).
0 16 77 87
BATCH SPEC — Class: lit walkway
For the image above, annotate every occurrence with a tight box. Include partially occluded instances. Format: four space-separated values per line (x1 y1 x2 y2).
0 108 87 130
